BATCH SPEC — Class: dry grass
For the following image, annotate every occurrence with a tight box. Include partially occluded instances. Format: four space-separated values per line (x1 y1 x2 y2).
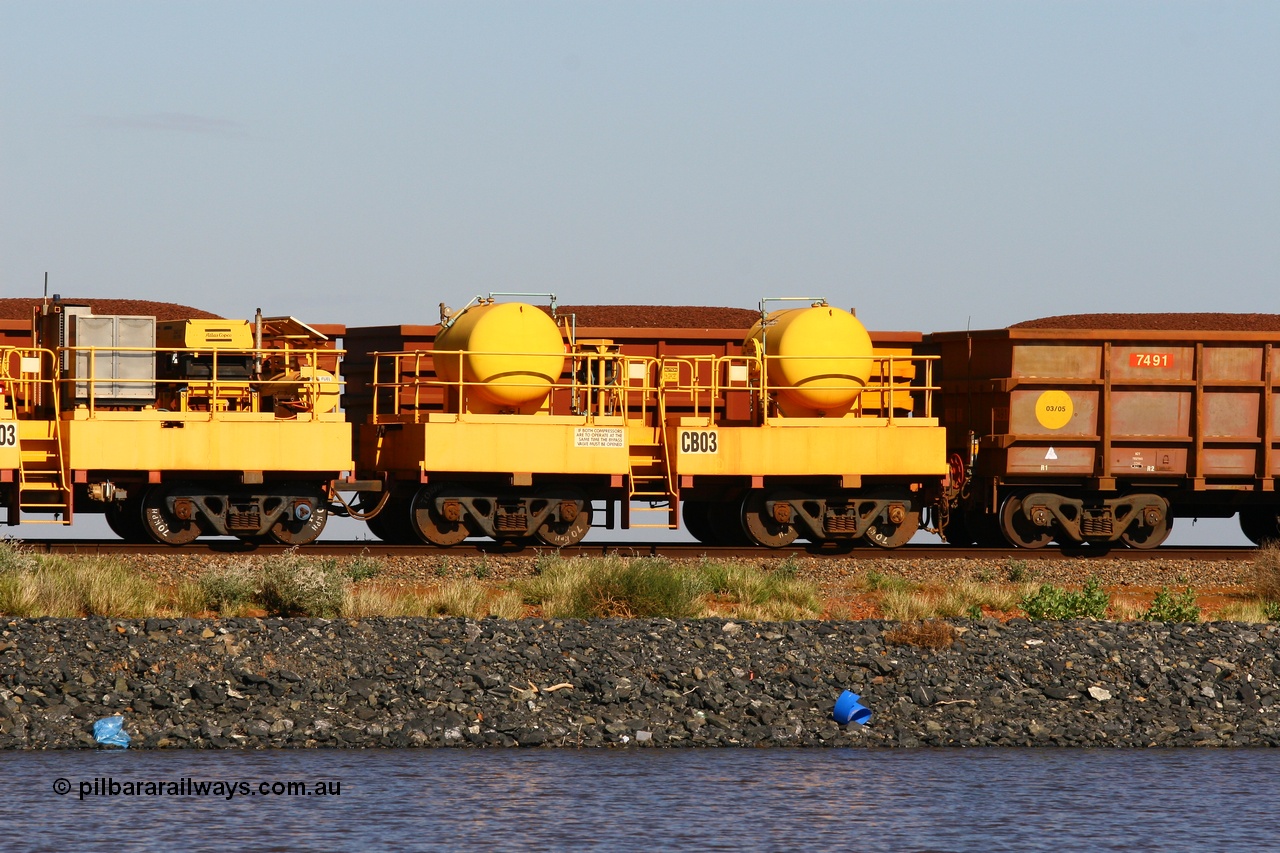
1107 598 1146 621
1210 600 1274 623
1254 543 1280 602
519 556 822 620
0 546 165 618
884 619 957 649
696 559 822 620
879 580 1033 621
342 585 432 618
342 582 526 619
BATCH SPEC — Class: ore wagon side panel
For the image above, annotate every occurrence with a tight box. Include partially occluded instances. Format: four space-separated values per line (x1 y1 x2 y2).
931 327 1280 491
926 327 1280 531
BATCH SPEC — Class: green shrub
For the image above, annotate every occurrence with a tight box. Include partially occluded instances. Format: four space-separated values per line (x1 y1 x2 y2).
344 553 383 582
773 555 801 580
1020 577 1109 620
1263 600 1280 621
1141 586 1201 623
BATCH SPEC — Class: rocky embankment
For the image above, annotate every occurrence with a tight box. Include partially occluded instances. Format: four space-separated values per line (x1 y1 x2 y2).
3 616 1279 749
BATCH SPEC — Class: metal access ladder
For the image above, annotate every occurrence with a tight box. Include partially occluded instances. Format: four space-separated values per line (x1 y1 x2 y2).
15 420 72 524
625 395 678 529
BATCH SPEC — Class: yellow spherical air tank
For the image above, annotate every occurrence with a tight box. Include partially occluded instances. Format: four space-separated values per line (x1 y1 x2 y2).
746 305 874 417
434 302 567 414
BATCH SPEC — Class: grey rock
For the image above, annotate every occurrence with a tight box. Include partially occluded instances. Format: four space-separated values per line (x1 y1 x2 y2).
2 616 1278 750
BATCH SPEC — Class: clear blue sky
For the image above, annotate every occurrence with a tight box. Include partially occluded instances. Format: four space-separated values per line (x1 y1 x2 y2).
3 1 1276 332
3 1 1275 545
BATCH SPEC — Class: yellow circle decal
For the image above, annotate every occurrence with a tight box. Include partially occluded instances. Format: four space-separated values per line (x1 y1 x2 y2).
1035 390 1073 430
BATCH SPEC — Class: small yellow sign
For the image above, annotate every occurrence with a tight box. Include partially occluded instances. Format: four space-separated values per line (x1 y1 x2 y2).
1035 390 1073 430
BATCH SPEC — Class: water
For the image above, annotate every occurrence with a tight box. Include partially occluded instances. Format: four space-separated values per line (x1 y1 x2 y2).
3 748 1276 851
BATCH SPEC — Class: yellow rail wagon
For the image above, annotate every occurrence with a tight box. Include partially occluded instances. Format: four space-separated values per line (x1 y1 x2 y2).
671 299 948 548
348 295 640 546
346 295 948 549
0 298 356 544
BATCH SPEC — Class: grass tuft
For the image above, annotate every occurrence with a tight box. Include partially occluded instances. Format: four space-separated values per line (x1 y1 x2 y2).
879 579 1028 621
519 556 821 620
884 619 956 649
1212 600 1274 623
0 543 162 618
1254 543 1280 603
198 566 257 615
254 551 350 617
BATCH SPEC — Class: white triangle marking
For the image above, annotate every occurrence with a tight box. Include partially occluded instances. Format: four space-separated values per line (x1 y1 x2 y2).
1045 447 1058 460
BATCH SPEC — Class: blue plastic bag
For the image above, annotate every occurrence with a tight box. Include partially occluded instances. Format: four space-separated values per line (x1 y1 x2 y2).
93 715 131 748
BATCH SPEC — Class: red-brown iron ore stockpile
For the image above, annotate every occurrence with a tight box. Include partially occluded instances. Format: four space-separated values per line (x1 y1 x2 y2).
1012 313 1280 331
0 298 222 320
550 305 761 328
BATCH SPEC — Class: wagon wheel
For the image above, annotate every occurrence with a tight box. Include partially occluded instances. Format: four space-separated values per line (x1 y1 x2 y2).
534 490 593 547
141 485 201 546
1120 501 1172 550
741 491 798 548
105 495 151 543
1239 508 1280 546
410 484 470 547
270 490 328 545
864 507 920 549
681 500 715 544
999 493 1052 549
708 499 752 546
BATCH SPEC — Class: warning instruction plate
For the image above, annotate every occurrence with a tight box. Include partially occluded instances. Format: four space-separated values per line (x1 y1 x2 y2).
574 427 625 448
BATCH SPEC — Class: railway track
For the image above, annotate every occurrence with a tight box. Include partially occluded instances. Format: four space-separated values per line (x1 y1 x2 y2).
14 539 1261 562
